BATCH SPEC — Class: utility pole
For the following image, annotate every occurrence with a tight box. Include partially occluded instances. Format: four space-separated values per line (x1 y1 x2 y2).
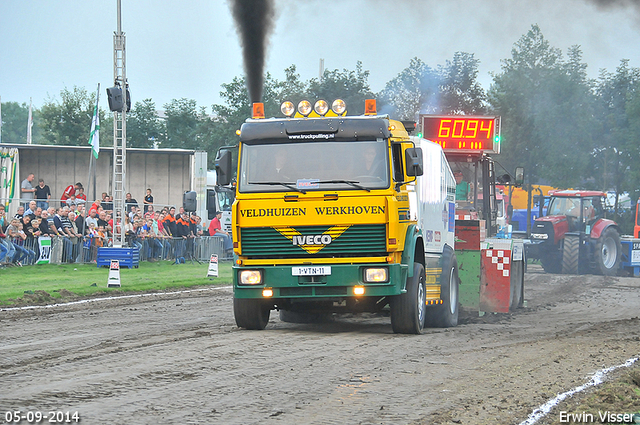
112 0 127 247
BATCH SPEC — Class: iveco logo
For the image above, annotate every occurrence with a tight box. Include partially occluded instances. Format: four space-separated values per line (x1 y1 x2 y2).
293 235 332 246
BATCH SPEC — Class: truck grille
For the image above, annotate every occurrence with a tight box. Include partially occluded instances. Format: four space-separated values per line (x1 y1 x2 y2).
240 224 387 258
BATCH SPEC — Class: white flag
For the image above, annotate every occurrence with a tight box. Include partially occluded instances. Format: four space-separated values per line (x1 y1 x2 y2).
88 85 100 158
27 98 33 144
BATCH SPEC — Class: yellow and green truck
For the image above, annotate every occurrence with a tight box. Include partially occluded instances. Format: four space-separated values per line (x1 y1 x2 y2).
215 99 459 334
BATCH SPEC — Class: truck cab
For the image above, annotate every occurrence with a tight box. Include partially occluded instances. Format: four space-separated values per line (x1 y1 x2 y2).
217 99 459 333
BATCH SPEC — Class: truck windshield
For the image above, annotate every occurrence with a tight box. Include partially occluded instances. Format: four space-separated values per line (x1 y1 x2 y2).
238 139 389 193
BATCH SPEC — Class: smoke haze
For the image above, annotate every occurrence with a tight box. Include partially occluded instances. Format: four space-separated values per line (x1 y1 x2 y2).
229 0 276 103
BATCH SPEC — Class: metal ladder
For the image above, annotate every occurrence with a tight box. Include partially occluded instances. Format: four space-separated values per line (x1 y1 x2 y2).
111 8 127 248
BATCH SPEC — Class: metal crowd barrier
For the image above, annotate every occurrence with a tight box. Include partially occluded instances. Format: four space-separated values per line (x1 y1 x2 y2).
5 235 231 266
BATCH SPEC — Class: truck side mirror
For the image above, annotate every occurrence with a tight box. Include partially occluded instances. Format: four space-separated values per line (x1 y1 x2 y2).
215 150 232 186
514 167 524 186
405 147 423 177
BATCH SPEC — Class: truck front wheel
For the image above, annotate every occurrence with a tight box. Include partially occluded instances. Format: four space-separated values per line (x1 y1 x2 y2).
234 297 271 330
390 262 426 334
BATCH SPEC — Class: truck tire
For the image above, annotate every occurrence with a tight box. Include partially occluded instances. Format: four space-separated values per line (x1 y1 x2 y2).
561 235 579 274
279 309 333 324
595 227 622 276
234 297 270 330
424 247 459 328
390 262 426 334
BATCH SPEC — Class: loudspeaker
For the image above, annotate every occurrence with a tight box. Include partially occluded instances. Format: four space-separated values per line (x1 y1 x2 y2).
107 86 124 112
106 86 132 112
183 191 197 212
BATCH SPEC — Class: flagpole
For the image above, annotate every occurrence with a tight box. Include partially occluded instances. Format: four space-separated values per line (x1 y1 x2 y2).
85 84 101 237
27 98 33 144
0 95 3 144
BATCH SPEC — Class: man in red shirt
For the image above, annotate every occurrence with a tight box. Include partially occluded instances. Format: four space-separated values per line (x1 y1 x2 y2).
209 211 232 252
61 182 83 202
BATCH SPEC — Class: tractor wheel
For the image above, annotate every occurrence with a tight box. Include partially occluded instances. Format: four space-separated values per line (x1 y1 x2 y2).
424 247 459 328
540 254 561 274
390 262 426 334
595 227 622 276
561 235 580 274
234 297 271 330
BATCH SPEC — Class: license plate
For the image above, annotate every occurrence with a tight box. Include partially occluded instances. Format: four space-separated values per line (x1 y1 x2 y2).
292 266 331 276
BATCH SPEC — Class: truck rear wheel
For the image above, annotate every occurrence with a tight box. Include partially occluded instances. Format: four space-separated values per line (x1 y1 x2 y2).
234 297 271 330
390 262 426 334
562 235 580 274
424 247 459 328
595 227 621 276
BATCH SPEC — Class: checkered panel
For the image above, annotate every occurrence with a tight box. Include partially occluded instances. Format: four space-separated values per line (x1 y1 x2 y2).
485 249 511 277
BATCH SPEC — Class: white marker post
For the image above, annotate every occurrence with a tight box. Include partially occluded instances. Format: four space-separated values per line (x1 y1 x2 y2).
108 260 122 287
207 254 219 278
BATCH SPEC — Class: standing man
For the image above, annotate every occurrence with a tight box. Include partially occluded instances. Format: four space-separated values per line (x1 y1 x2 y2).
125 193 139 214
21 173 36 207
34 178 51 210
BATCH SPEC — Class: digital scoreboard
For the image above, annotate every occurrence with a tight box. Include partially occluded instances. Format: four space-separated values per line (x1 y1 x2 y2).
420 115 501 154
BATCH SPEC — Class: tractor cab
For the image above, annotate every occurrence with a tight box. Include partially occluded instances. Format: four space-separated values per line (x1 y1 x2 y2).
544 191 605 233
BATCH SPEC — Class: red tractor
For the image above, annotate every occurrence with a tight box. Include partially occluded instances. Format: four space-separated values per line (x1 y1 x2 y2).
528 190 622 275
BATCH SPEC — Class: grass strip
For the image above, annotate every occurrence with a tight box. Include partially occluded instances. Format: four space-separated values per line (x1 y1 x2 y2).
0 261 233 306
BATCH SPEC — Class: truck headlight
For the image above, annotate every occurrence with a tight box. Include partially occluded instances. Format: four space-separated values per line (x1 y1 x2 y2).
239 270 262 285
364 267 389 283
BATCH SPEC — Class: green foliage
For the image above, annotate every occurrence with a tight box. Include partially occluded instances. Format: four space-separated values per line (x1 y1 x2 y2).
39 86 105 146
163 98 199 149
378 57 441 120
0 101 43 144
439 52 487 115
127 98 164 148
489 25 596 188
307 61 374 115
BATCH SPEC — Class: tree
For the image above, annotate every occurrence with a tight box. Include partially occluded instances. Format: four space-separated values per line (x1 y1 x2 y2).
488 25 594 189
377 57 441 120
127 99 164 148
0 101 43 144
438 52 487 115
594 60 640 221
307 61 374 115
39 86 104 146
163 98 199 149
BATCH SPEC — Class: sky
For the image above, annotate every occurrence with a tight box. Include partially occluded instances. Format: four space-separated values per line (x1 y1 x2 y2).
1 0 640 111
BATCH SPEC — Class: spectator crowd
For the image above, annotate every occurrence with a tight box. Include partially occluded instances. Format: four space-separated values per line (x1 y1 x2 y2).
1 175 232 268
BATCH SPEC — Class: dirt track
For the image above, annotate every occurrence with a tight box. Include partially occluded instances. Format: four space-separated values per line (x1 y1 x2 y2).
1 265 639 425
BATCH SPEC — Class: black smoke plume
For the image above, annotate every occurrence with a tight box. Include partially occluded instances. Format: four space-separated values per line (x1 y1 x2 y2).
229 0 276 103
587 0 640 8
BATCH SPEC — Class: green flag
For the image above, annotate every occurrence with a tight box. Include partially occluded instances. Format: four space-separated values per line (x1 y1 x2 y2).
88 85 100 158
